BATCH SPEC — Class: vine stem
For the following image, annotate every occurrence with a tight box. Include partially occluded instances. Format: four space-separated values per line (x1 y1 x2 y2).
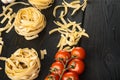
59 56 75 80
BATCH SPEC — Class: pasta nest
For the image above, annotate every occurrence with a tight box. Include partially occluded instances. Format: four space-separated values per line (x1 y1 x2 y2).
14 7 46 40
28 0 54 10
5 48 40 80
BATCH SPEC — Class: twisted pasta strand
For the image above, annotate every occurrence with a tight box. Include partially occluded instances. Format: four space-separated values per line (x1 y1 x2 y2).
14 7 46 40
28 0 54 10
5 48 40 80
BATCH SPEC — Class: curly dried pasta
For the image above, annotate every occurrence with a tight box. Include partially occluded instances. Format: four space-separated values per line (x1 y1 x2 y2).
28 0 54 10
14 7 46 40
4 48 40 80
49 17 89 51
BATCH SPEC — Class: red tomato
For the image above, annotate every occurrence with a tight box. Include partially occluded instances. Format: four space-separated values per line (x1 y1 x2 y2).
62 71 79 80
71 47 86 60
68 59 85 74
50 61 64 75
55 50 71 62
45 73 59 80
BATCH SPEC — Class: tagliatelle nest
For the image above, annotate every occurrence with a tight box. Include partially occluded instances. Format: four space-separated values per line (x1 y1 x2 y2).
14 7 46 40
28 0 54 10
0 48 40 80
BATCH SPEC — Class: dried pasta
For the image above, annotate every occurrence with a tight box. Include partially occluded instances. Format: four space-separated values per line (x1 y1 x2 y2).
49 17 89 51
0 37 4 55
0 48 40 80
53 0 87 17
40 49 47 60
14 7 46 40
0 2 29 55
0 2 29 33
28 0 54 10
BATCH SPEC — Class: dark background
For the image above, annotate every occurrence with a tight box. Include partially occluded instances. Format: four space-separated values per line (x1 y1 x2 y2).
0 0 120 80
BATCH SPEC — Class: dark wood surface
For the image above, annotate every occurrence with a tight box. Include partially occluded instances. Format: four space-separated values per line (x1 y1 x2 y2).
0 0 120 80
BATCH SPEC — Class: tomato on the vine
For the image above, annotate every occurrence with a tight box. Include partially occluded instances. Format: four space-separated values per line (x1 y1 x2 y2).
46 47 86 80
68 59 85 74
45 73 59 80
71 47 86 60
62 71 79 80
55 50 70 62
50 61 64 75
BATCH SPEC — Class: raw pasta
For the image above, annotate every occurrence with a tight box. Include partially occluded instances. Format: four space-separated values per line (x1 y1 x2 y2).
4 48 40 80
28 0 54 10
0 37 4 55
49 17 89 51
53 0 87 17
0 2 29 33
14 7 46 40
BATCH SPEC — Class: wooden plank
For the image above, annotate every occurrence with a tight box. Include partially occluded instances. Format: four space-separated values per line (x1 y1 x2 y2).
0 0 120 80
81 0 120 80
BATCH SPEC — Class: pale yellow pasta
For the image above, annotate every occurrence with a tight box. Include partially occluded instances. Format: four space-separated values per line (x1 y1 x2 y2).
0 37 4 55
49 17 89 51
53 2 68 18
40 49 47 60
28 0 54 10
3 48 41 80
14 7 46 40
0 2 29 55
53 0 87 17
0 2 29 33
50 0 88 51
63 0 87 15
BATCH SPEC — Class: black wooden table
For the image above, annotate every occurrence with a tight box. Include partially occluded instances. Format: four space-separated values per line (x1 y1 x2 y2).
0 0 120 80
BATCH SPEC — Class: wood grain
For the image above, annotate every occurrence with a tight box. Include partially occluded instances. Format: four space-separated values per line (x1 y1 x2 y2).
81 0 120 80
0 0 120 80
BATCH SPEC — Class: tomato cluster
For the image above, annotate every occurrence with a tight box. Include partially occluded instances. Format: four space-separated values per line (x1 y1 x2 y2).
45 47 86 80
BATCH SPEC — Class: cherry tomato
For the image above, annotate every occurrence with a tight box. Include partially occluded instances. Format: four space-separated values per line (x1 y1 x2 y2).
45 73 59 80
68 59 85 74
50 61 64 75
62 71 79 80
55 50 70 62
71 47 86 60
